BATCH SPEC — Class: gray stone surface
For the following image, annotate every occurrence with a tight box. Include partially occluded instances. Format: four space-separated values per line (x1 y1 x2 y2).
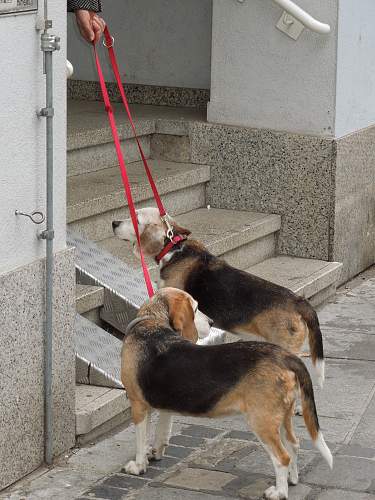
98 208 280 276
136 487 228 500
151 134 191 163
192 121 335 261
68 135 151 177
68 81 210 109
316 490 375 500
248 256 342 300
163 468 237 491
303 455 375 491
71 183 206 242
0 249 75 491
333 126 375 283
67 160 210 223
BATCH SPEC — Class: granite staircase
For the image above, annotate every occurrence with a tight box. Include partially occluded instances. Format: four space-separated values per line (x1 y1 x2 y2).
67 100 342 443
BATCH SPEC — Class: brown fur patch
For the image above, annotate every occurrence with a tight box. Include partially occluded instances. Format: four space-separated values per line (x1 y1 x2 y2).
235 309 308 355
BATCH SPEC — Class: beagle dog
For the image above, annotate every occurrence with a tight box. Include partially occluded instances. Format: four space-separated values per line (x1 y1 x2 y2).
121 288 332 500
113 207 326 387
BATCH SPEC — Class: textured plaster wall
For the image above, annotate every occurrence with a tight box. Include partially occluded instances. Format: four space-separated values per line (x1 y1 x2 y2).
0 0 67 274
67 0 212 89
208 0 338 136
335 0 375 137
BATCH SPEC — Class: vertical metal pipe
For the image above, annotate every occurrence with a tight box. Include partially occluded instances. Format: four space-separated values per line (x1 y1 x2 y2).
44 46 54 466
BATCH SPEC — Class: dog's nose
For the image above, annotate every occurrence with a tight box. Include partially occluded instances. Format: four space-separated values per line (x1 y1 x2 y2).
112 221 121 230
208 317 214 327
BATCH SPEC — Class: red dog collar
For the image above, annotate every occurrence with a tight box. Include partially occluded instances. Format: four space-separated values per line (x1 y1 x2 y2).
155 235 187 264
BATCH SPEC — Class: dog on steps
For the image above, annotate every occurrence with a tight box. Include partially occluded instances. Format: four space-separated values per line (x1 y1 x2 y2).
112 207 325 387
121 287 333 500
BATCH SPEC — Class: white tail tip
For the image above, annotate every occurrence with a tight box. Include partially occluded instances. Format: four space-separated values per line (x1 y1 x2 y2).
315 431 333 469
315 359 325 389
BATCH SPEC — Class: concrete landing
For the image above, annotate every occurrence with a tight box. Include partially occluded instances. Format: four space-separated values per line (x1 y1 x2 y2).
4 267 375 500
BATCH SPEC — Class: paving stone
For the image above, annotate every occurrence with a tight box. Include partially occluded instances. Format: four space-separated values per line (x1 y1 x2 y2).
337 444 375 459
318 296 375 335
191 438 254 468
148 456 180 469
238 480 311 499
316 490 375 500
83 485 127 499
169 435 205 448
165 445 195 459
323 328 375 361
350 392 375 448
163 467 237 492
303 455 375 491
225 430 255 441
138 486 229 500
181 425 222 439
142 467 164 480
101 474 147 490
218 442 318 477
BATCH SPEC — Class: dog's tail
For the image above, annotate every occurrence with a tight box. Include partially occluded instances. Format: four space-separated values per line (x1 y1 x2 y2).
287 355 333 470
297 299 325 388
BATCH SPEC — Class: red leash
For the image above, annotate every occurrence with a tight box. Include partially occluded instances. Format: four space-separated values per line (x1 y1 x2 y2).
93 33 156 297
102 27 167 218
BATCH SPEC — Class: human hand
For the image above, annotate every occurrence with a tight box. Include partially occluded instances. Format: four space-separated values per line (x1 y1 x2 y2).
75 9 106 44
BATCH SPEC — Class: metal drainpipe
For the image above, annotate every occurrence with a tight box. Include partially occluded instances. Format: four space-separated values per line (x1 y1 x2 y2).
38 0 60 466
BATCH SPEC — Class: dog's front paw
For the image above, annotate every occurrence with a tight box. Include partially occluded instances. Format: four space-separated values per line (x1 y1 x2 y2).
124 460 146 475
264 485 287 500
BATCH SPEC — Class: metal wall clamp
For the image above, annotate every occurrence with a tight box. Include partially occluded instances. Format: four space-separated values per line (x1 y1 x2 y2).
38 229 55 241
41 33 60 52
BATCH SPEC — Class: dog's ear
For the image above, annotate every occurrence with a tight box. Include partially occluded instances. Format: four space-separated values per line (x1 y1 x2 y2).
169 293 198 343
171 221 191 236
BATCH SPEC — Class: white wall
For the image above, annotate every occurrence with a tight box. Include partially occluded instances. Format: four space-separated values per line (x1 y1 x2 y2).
335 0 375 138
67 0 212 89
0 0 67 274
208 0 338 136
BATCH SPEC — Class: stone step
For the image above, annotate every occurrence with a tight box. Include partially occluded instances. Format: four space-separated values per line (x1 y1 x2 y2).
247 256 343 307
68 135 151 177
75 384 131 445
67 100 204 151
76 284 104 324
98 207 281 278
67 160 210 241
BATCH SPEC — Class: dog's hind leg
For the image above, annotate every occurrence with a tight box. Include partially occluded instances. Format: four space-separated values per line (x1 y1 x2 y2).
125 401 150 475
151 411 173 461
248 414 290 500
281 404 300 486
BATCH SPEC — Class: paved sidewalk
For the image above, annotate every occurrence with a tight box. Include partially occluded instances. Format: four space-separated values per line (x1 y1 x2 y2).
3 268 375 500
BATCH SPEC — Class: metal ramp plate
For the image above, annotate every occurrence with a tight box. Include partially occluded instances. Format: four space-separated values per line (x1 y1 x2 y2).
69 229 226 389
75 314 123 388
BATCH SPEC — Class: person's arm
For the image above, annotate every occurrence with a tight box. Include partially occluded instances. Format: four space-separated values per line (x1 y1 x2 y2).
68 0 105 44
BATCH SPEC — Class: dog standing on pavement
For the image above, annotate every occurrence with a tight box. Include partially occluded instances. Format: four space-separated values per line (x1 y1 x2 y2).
121 288 332 500
113 207 326 387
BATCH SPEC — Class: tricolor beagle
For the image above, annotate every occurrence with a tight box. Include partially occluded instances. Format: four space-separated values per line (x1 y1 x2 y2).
121 288 332 500
113 207 326 387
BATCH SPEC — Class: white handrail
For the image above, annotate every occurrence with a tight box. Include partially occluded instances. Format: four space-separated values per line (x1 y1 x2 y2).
271 0 330 34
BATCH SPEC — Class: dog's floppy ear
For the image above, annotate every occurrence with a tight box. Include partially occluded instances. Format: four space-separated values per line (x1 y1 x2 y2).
169 293 198 343
171 221 191 236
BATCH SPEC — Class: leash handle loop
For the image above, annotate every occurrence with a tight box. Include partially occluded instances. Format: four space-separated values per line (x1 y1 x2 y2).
93 43 154 297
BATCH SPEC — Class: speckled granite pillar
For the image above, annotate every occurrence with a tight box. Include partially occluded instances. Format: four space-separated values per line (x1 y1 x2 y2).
333 126 375 283
0 247 75 491
191 121 335 261
191 122 375 283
